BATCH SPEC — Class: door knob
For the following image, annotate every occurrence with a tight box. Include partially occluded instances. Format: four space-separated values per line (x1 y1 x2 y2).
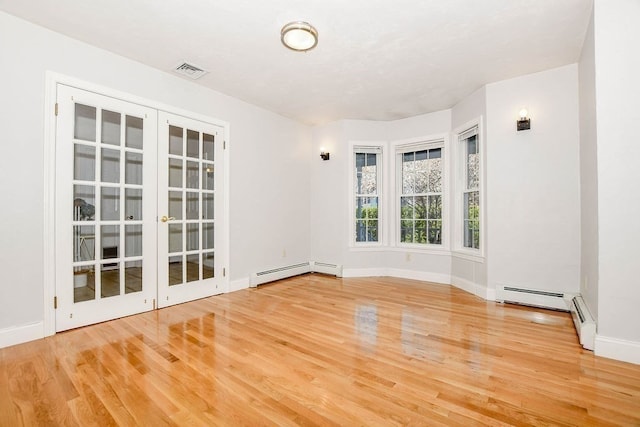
161 216 175 222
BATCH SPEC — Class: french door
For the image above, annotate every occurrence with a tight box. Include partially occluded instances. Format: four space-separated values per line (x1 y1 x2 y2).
157 112 224 307
54 85 224 331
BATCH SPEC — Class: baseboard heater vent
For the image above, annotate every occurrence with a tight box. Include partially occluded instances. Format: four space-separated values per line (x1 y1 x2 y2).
567 295 596 351
497 285 596 351
249 261 344 288
250 262 311 288
310 261 343 277
496 285 568 311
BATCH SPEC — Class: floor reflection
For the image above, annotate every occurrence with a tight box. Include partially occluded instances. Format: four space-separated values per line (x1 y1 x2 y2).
354 304 378 349
401 309 436 360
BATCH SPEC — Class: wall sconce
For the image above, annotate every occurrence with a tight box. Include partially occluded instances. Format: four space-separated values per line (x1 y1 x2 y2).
320 148 330 161
517 108 531 131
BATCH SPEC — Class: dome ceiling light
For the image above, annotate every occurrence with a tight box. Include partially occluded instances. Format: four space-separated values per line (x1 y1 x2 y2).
281 21 318 52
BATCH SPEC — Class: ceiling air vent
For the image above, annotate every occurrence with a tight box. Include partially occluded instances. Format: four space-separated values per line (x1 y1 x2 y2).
173 62 208 80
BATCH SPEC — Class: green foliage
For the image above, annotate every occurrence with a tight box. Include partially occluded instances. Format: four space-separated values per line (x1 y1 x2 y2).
399 197 442 244
362 206 378 219
465 204 480 249
355 207 379 242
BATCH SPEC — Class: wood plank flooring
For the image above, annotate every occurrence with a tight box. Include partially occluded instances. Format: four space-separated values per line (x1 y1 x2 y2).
2 274 640 426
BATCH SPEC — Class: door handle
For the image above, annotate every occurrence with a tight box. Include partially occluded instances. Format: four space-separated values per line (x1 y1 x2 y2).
161 216 176 223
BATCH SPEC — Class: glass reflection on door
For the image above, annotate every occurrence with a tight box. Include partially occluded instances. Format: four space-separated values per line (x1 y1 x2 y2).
72 104 146 303
167 126 216 286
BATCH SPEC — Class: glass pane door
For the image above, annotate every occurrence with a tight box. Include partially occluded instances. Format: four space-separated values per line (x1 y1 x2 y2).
157 112 224 307
55 85 157 332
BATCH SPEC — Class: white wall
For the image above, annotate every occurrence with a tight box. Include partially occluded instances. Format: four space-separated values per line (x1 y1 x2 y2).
382 112 452 280
592 0 640 363
578 8 599 320
310 120 346 265
310 113 453 280
385 110 451 141
451 87 488 294
311 68 582 303
485 65 581 295
0 12 311 337
451 86 486 130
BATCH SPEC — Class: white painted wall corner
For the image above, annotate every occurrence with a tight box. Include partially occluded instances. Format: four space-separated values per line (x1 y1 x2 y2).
452 275 494 301
229 277 250 293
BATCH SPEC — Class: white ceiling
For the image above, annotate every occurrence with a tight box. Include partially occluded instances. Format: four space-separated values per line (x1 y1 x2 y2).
0 0 593 125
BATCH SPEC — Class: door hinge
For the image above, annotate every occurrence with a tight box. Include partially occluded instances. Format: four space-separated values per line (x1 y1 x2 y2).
54 296 58 309
54 103 59 116
224 140 227 149
223 268 226 277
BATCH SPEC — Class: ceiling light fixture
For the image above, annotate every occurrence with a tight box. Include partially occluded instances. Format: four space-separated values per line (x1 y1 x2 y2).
281 21 318 52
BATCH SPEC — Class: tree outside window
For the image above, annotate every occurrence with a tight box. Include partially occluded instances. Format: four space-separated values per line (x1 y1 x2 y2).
461 132 480 250
355 152 379 243
399 147 443 245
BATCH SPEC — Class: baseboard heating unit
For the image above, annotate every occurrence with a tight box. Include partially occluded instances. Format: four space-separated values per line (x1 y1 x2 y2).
496 285 596 351
249 261 343 287
496 285 567 311
567 295 596 351
309 261 343 277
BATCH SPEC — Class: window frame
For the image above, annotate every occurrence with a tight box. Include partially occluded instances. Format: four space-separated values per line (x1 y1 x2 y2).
349 141 386 248
453 118 485 258
390 135 449 251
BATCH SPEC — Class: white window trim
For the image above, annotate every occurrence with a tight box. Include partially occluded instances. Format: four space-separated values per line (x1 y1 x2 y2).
348 141 386 248
389 133 450 252
452 117 485 259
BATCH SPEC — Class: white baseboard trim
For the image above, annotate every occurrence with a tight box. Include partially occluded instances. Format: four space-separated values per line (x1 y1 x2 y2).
229 277 250 293
386 268 450 285
342 268 388 278
231 267 491 304
595 335 640 365
342 267 450 285
451 275 493 300
0 322 44 349
343 269 493 301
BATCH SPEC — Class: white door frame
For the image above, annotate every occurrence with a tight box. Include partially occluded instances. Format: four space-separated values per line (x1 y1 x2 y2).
43 72 230 337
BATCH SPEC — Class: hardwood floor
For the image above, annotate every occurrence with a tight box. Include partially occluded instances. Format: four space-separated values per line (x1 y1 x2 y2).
2 274 639 426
